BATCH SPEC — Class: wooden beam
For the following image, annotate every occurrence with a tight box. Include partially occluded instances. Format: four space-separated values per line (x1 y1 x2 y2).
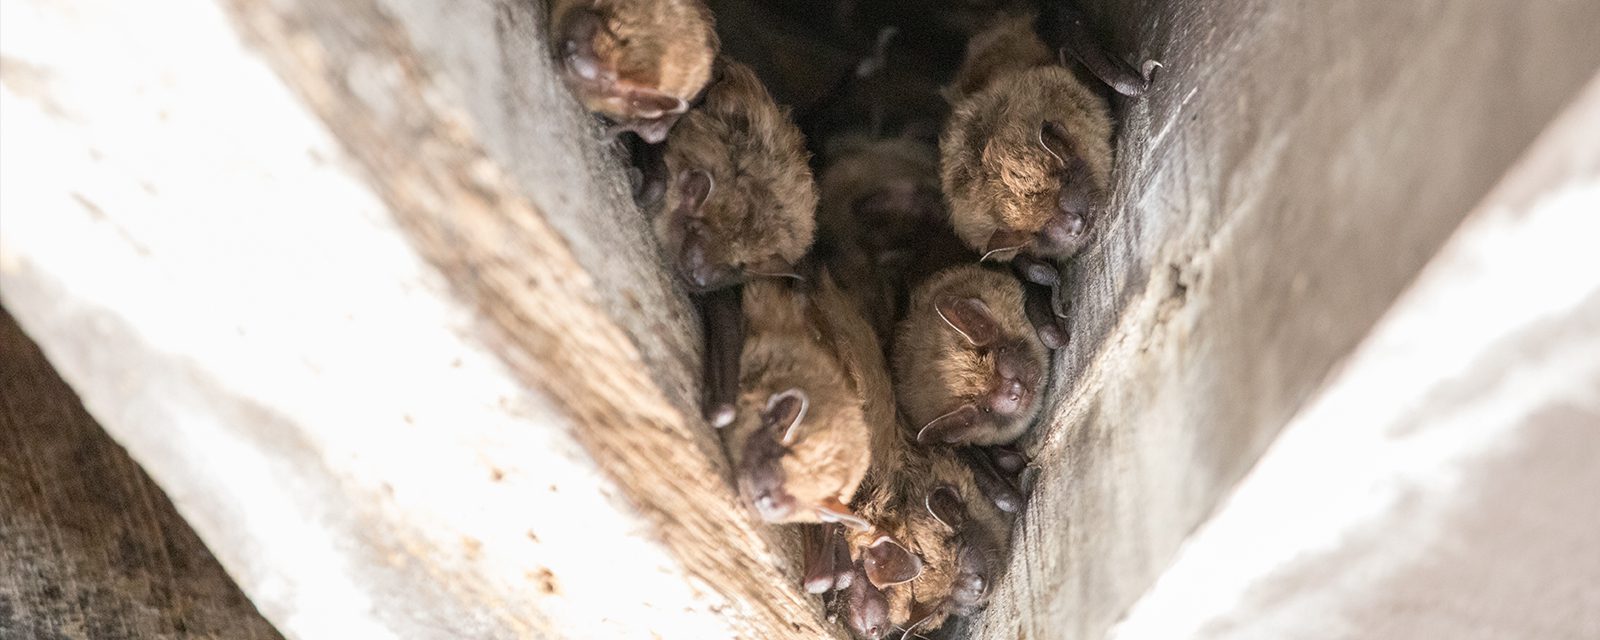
1 308 284 640
1 0 830 637
1113 74 1600 639
969 0 1600 637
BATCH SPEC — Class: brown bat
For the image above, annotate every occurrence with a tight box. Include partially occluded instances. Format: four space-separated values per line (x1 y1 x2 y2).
835 441 1014 636
940 13 1114 266
892 264 1049 448
653 58 817 293
814 136 974 337
721 269 892 526
550 0 719 142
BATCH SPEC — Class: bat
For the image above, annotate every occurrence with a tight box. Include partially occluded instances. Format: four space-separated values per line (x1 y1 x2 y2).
550 0 719 142
813 135 974 338
940 13 1114 266
653 58 818 293
892 264 1049 448
838 441 1014 635
722 269 892 527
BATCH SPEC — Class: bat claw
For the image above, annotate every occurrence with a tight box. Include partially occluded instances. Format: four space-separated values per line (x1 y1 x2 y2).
707 403 736 429
1141 59 1164 81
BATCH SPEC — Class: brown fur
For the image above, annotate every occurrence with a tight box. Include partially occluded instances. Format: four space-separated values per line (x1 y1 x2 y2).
940 15 1114 260
892 265 1049 446
815 136 971 336
551 0 718 132
943 13 1054 104
843 437 1012 633
654 58 818 292
723 271 889 524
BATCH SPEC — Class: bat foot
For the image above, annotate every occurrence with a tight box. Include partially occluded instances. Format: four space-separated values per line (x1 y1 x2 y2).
959 446 1026 514
1022 281 1069 350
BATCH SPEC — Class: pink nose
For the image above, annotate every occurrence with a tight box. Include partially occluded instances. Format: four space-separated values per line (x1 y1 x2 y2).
1040 210 1085 246
990 378 1027 416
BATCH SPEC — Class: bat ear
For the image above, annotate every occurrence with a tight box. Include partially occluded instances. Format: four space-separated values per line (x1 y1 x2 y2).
815 496 871 531
917 404 983 445
981 228 1032 261
1039 120 1075 167
935 296 1000 347
763 388 809 446
926 485 968 529
863 535 923 588
677 169 714 217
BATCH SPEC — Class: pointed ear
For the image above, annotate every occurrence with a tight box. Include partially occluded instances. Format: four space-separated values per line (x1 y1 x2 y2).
935 296 1000 347
763 388 809 446
863 535 924 588
926 485 968 529
1039 120 1075 167
917 404 984 445
677 169 713 218
981 228 1032 261
815 496 871 531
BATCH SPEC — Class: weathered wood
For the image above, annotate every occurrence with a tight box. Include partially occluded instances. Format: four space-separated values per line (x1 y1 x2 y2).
0 0 829 637
6 0 1599 637
0 308 285 640
967 1 1600 638
1114 75 1600 639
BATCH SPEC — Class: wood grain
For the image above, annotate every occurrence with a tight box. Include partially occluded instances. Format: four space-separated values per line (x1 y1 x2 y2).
968 0 1600 637
0 308 284 640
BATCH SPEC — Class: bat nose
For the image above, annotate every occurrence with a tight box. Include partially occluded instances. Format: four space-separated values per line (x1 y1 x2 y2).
954 571 987 604
989 378 1027 416
1041 209 1086 245
752 490 795 521
678 240 731 291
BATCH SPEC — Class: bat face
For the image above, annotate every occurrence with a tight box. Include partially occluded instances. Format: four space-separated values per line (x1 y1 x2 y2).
818 138 946 272
840 560 892 640
941 64 1114 263
841 450 1012 635
924 458 1010 617
939 12 1120 262
725 278 875 526
729 344 870 525
655 60 817 293
551 0 718 142
816 137 955 332
893 265 1049 447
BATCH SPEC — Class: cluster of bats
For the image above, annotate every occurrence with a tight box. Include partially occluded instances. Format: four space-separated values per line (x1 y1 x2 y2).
550 0 1152 636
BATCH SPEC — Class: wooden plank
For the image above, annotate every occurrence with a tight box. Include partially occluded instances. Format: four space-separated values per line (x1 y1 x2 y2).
0 0 830 637
1114 75 1600 639
0 308 285 640
968 0 1600 637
